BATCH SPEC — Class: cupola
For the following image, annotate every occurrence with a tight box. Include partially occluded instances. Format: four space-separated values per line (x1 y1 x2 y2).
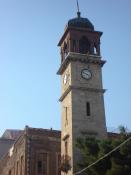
58 11 102 63
67 12 94 30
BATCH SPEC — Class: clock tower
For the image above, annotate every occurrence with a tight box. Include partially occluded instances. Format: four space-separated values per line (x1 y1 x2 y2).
57 11 107 175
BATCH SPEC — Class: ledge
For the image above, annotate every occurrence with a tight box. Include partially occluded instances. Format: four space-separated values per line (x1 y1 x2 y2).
59 86 72 102
59 85 106 102
57 52 106 75
62 134 70 141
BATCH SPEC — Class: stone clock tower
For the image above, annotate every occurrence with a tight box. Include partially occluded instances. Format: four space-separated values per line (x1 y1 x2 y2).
57 11 107 175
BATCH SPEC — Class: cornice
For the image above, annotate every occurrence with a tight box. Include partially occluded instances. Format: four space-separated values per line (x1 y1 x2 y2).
57 52 106 75
62 134 70 141
59 85 106 102
59 86 72 102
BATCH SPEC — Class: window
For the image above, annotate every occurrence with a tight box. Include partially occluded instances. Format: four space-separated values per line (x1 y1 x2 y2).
86 102 91 116
36 153 47 175
56 153 61 175
63 42 68 57
79 36 90 54
37 161 42 174
94 46 97 54
65 141 68 155
65 107 68 127
20 156 24 175
9 170 11 175
73 40 76 52
16 161 19 175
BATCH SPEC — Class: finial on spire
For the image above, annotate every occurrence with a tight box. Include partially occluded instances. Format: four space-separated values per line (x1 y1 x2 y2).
76 0 81 18
77 0 80 12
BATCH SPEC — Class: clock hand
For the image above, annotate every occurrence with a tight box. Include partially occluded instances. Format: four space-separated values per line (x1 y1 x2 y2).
83 72 89 76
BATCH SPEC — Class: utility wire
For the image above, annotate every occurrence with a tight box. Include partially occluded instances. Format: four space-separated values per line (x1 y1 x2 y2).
74 136 131 175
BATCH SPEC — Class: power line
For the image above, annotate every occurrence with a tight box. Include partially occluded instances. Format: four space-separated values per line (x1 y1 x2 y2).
74 136 131 175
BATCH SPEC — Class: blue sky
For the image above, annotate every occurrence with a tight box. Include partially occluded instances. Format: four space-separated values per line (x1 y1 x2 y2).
0 0 131 135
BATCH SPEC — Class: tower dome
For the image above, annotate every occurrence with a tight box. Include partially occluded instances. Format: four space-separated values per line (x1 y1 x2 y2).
67 12 94 30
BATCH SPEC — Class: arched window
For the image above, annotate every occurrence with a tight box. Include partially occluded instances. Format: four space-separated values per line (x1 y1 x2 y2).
61 48 64 63
65 140 68 155
86 102 91 116
94 43 97 55
94 46 97 55
79 36 90 54
72 40 76 52
63 42 68 57
9 170 11 175
36 153 48 175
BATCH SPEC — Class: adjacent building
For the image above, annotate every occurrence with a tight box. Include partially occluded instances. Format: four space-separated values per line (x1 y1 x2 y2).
0 127 61 175
0 130 22 159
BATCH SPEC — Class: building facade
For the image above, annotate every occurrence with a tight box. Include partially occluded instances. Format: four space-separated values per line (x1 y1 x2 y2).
0 138 15 159
0 127 61 175
2 129 23 140
58 11 107 175
0 130 23 159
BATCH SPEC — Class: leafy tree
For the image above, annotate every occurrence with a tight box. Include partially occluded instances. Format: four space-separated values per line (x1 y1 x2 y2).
76 128 131 175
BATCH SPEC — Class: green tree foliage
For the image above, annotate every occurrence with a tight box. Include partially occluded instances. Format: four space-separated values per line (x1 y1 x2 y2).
76 128 131 175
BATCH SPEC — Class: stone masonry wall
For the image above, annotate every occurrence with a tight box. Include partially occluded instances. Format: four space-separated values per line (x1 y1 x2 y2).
0 133 25 175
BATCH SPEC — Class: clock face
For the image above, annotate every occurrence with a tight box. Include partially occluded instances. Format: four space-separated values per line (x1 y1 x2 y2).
63 74 70 85
81 69 92 80
63 74 67 84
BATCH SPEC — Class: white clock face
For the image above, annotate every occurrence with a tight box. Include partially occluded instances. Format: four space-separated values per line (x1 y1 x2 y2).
81 69 92 80
63 74 67 84
63 74 70 85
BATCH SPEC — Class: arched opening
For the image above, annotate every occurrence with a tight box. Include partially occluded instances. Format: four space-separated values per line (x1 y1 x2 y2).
63 42 68 57
72 40 76 52
79 36 90 54
94 46 97 55
86 102 91 116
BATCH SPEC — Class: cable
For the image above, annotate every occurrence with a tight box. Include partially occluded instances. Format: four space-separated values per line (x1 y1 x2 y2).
74 136 131 175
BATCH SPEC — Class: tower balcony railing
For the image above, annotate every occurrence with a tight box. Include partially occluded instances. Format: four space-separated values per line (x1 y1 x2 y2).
60 154 71 173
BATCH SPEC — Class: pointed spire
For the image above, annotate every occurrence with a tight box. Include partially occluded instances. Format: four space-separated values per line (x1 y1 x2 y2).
77 0 80 12
76 0 81 18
